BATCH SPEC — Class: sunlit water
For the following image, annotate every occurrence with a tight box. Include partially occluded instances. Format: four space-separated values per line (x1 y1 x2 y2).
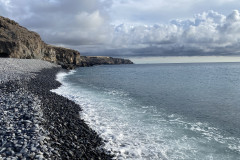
52 63 240 160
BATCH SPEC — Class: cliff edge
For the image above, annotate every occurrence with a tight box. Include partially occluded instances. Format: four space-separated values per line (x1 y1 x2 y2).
0 16 133 69
0 16 80 69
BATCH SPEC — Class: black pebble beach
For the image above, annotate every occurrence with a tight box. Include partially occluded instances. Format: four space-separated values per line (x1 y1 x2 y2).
0 59 113 159
28 68 113 159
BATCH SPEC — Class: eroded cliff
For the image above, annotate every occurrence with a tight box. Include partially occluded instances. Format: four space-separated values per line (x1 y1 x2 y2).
0 16 80 69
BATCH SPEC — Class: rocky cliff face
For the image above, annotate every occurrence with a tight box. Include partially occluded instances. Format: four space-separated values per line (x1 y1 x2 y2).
0 16 133 69
79 56 133 67
0 16 80 69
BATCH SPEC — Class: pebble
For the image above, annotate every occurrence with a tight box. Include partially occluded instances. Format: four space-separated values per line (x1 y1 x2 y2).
0 58 113 159
36 154 44 159
31 146 37 152
0 59 59 159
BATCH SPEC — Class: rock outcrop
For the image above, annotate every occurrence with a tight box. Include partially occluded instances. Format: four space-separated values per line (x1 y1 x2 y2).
0 16 80 69
0 16 133 69
79 56 133 67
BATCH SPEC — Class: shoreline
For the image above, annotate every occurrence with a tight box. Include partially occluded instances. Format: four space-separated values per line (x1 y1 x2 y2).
0 58 112 159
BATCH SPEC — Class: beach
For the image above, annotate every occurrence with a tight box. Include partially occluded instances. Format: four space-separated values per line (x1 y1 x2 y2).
0 58 112 159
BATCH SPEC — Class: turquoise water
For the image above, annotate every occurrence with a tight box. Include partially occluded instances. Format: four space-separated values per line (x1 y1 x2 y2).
53 63 240 160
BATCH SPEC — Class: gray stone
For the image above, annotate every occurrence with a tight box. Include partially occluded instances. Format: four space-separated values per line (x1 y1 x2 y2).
31 146 37 152
35 154 44 159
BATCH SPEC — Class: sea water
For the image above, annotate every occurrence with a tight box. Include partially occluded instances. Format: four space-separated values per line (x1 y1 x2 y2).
52 63 240 160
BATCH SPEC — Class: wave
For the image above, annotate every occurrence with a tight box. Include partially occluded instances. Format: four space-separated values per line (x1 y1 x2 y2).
52 70 240 160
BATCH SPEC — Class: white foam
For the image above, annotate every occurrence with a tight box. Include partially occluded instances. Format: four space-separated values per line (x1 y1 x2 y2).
55 70 76 82
52 71 240 160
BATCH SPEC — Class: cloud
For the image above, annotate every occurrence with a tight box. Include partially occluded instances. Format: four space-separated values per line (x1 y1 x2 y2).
98 10 240 56
108 0 240 24
1 1 240 56
0 0 11 15
0 0 110 46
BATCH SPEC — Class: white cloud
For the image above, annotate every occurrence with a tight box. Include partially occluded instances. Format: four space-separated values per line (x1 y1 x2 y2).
75 11 104 30
0 0 11 15
109 0 240 24
100 10 240 56
1 0 240 56
0 0 110 46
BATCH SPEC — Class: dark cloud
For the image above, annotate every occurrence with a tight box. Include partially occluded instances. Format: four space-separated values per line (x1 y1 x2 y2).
1 1 240 56
0 0 110 46
102 10 240 56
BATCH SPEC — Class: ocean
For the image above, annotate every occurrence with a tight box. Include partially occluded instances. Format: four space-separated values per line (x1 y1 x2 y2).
52 62 240 160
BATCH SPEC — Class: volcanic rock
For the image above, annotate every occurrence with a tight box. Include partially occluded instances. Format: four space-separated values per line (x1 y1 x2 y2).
0 16 80 69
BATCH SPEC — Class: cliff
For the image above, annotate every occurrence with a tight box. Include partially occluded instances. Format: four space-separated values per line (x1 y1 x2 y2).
0 16 133 69
79 56 133 67
0 16 80 69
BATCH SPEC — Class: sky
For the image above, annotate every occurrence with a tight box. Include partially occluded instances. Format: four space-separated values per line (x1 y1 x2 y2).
1 0 240 56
